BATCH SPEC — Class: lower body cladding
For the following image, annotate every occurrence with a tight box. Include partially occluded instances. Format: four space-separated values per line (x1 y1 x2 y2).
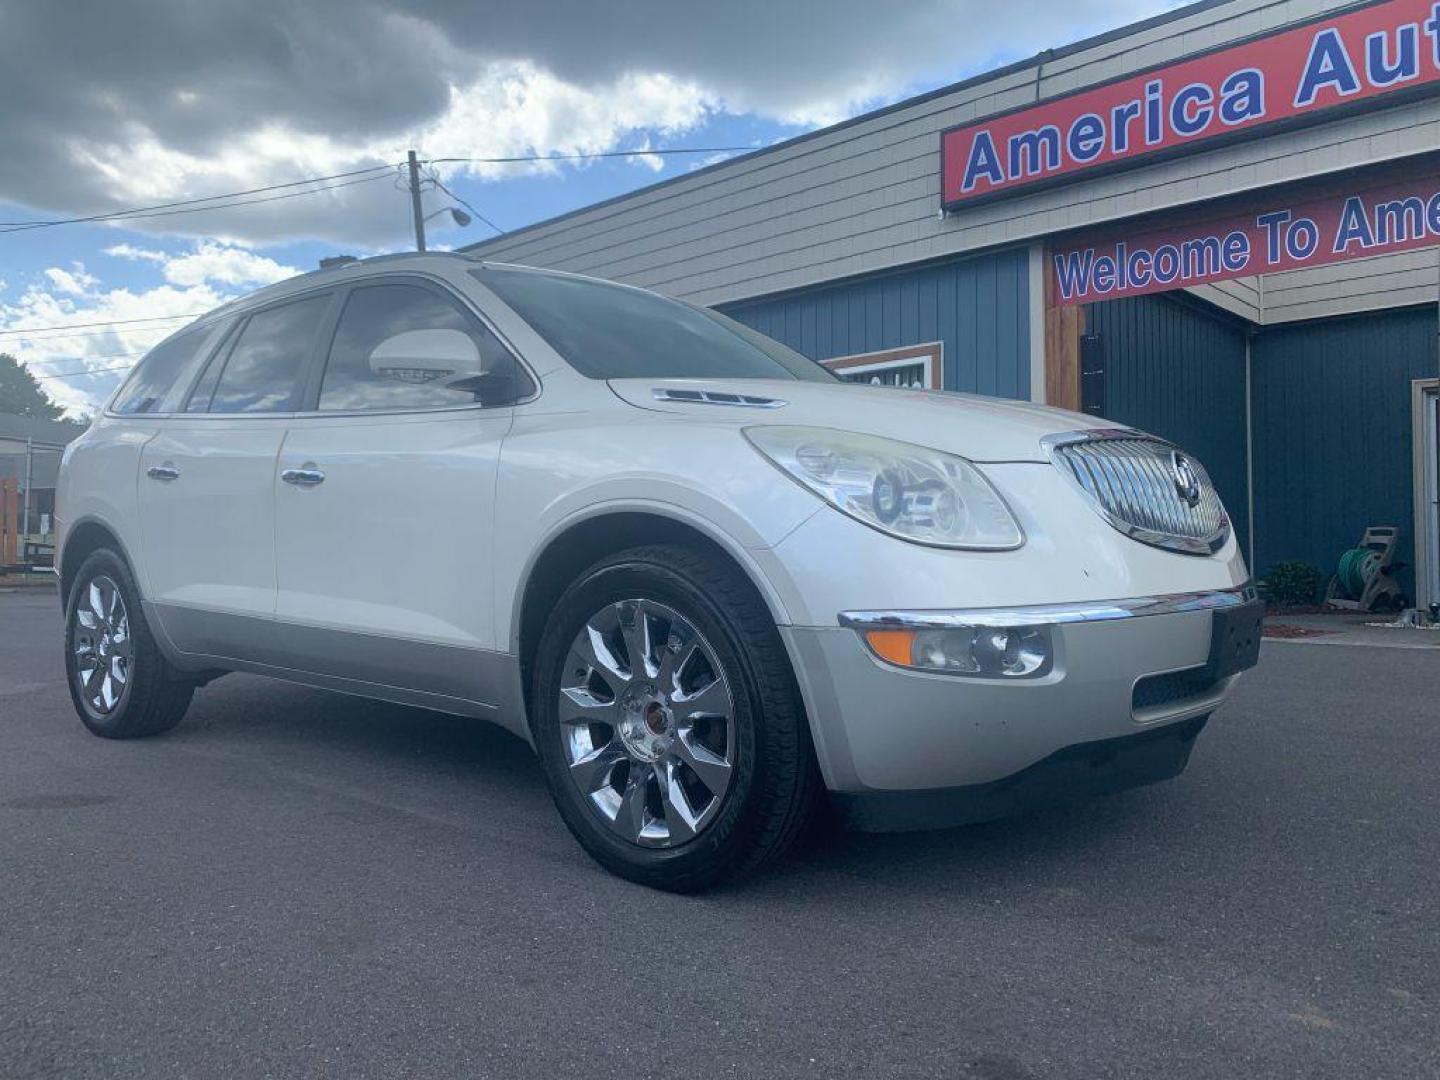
782 588 1262 831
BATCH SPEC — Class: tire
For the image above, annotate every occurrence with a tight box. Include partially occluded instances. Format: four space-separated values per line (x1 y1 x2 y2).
64 548 194 739
531 543 821 892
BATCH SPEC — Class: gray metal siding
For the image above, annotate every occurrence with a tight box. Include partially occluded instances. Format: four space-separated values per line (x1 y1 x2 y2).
1187 278 1262 324
467 0 1440 315
1084 295 1251 553
1250 306 1438 596
1261 248 1440 325
719 247 1030 398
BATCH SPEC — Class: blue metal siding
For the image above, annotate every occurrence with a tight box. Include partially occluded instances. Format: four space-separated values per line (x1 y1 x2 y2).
719 248 1031 399
1084 295 1251 558
1251 307 1437 596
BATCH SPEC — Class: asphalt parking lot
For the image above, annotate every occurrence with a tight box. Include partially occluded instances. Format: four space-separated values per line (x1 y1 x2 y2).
1 586 1436 1080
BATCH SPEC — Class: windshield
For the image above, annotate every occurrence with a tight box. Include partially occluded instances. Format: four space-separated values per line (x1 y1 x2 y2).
469 265 836 382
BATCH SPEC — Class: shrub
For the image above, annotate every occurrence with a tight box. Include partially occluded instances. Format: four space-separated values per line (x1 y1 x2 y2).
1260 561 1321 608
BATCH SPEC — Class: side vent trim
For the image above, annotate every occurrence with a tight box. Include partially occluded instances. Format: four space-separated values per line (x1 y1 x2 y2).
651 388 787 409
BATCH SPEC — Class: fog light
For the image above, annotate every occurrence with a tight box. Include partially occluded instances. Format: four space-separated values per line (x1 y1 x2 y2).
862 625 1052 678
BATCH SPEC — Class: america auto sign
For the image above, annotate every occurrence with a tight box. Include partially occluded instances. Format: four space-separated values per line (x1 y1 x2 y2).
941 0 1440 209
1049 166 1440 304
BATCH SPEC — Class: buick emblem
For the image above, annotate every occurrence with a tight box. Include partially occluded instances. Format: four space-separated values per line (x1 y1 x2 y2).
1170 450 1201 508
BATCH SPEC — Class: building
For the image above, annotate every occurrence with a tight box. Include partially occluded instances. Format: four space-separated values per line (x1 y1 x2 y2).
0 413 84 566
463 0 1440 612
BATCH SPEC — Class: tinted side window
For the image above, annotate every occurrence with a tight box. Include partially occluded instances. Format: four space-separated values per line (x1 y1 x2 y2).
111 327 210 414
469 265 835 383
318 283 532 411
181 319 237 412
183 342 225 411
208 295 329 413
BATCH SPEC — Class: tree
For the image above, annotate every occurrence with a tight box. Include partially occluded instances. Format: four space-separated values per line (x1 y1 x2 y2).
0 352 63 419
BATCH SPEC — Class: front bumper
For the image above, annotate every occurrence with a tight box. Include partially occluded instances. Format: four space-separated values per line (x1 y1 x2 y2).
782 587 1257 828
832 714 1209 831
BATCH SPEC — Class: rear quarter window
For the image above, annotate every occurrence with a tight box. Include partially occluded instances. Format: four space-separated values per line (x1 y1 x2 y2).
110 327 212 414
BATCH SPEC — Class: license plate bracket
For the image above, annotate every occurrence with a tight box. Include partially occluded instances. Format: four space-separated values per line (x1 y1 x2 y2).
1207 599 1264 680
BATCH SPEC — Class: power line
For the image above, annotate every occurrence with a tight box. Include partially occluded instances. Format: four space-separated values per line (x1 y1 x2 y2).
426 146 755 166
91 172 392 226
428 175 503 235
0 324 181 346
0 146 758 237
0 162 404 233
23 348 149 366
0 312 203 337
30 360 138 382
1 172 391 236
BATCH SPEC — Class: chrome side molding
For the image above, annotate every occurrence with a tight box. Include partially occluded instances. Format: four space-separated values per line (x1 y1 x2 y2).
839 584 1257 630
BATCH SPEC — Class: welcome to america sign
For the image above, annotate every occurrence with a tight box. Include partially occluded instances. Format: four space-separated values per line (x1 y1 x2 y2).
941 0 1440 209
1049 164 1440 305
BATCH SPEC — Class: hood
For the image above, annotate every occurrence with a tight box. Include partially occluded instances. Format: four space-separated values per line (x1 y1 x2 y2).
607 378 1116 462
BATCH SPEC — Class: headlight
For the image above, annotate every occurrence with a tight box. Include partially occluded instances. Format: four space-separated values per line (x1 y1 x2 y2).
744 426 1023 550
864 625 1052 678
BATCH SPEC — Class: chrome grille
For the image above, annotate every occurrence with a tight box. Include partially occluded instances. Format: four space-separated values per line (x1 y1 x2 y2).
1048 432 1229 555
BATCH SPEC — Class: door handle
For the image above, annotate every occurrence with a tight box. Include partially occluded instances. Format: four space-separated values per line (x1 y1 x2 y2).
146 463 180 482
280 465 326 487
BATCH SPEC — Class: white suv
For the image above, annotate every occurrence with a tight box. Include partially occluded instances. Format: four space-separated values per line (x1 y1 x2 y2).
56 253 1260 891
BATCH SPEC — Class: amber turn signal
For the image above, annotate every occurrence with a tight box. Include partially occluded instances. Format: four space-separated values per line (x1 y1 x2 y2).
863 629 917 667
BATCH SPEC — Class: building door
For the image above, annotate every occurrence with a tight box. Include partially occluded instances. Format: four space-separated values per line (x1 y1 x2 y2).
1420 383 1440 614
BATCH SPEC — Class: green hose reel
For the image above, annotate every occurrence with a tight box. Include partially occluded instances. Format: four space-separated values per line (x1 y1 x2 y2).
1324 527 1404 612
1336 548 1381 600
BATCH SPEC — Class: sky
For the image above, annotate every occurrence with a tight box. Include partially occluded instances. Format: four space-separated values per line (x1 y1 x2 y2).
0 0 1179 417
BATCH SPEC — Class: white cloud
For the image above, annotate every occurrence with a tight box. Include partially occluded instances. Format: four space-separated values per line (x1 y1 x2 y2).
414 64 712 180
159 242 297 287
42 264 99 296
18 62 716 249
625 139 666 174
105 240 297 287
104 243 167 263
4 280 221 417
5 243 299 416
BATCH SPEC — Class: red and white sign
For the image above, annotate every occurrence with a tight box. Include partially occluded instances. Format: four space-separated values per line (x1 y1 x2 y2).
1050 168 1440 305
942 0 1440 209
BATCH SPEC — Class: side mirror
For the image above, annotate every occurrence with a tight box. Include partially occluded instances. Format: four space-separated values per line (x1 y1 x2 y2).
368 328 482 385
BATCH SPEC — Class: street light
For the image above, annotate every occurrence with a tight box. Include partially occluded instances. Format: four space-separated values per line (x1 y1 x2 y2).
422 206 471 228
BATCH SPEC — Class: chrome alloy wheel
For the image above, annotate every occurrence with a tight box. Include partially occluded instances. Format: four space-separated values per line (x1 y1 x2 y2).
72 576 133 716
558 599 737 848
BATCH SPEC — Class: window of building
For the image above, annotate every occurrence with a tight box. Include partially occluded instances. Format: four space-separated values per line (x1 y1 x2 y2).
821 343 942 390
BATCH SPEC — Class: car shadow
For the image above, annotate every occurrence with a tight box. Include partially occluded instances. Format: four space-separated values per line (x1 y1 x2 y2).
173 672 1182 900
793 790 1163 881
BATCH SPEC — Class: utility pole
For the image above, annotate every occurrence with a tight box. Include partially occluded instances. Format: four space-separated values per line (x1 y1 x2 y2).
407 149 427 253
20 436 31 546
